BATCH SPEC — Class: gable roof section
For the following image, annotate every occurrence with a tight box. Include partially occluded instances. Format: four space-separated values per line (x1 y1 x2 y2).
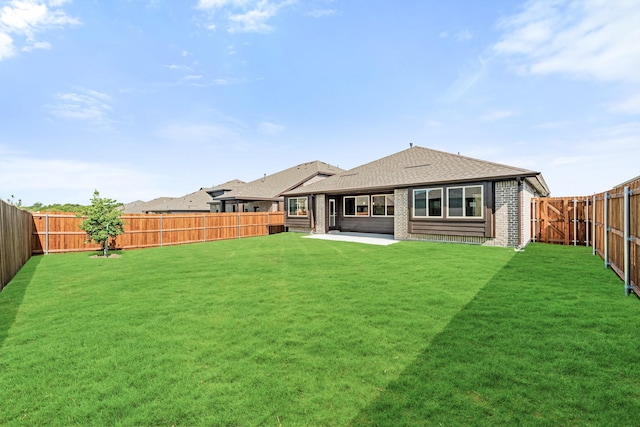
285 146 550 196
202 179 246 193
132 189 213 213
216 160 344 201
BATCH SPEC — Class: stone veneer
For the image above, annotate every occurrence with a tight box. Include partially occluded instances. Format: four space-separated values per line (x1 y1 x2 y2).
394 180 522 247
315 194 326 234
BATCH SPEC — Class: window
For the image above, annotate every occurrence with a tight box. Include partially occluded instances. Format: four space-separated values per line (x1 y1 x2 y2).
413 188 442 218
372 195 394 216
288 197 308 217
344 196 369 216
447 185 483 218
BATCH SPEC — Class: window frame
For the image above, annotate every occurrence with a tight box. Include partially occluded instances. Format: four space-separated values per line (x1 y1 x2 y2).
287 197 308 217
343 195 370 217
412 188 444 218
371 194 395 217
446 185 484 219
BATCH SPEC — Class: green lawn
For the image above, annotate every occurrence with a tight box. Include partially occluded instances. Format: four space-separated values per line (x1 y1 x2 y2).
0 233 638 425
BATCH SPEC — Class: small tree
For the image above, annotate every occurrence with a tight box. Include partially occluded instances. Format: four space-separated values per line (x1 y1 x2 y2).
79 190 125 257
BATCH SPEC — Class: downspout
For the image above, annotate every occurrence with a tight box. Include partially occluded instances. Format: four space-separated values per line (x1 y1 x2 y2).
309 195 316 233
517 177 523 249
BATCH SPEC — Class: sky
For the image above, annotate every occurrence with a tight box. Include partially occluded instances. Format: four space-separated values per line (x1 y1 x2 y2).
1 0 639 206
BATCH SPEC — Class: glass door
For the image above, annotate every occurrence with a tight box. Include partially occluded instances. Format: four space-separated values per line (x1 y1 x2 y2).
329 199 336 228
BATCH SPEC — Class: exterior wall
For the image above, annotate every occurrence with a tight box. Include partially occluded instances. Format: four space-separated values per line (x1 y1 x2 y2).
493 180 519 247
394 189 409 239
303 174 332 187
315 194 326 234
245 201 275 212
396 180 521 247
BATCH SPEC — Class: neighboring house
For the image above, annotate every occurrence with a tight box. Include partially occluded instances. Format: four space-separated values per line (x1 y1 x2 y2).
283 145 550 248
213 161 344 213
204 179 247 213
132 190 213 214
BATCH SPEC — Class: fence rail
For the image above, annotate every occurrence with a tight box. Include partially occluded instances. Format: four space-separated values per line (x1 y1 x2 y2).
532 177 640 297
31 212 285 254
0 200 33 291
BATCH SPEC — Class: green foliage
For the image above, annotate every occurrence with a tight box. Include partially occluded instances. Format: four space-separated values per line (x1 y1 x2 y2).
5 195 22 207
78 190 125 256
23 202 89 213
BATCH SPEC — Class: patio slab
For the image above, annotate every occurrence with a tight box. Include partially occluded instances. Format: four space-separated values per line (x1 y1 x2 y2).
302 232 399 246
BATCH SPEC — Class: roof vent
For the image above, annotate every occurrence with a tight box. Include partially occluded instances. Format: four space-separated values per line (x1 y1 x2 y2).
410 142 413 148
262 173 266 182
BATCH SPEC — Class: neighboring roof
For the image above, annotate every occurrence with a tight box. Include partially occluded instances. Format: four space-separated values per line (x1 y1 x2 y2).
122 197 176 213
128 189 214 213
202 179 246 193
215 160 344 201
121 200 145 213
284 146 550 196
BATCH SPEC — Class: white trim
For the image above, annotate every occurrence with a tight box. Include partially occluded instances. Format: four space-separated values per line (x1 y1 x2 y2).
371 194 395 217
288 197 309 217
446 185 483 219
412 188 444 218
343 195 370 217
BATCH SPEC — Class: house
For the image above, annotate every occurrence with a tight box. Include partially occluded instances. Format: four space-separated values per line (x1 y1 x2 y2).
283 145 550 248
131 190 214 214
204 179 247 212
213 161 344 213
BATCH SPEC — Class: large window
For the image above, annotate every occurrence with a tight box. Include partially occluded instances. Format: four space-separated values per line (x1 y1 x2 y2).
288 197 308 217
447 185 483 218
344 196 369 216
372 194 394 216
413 188 443 218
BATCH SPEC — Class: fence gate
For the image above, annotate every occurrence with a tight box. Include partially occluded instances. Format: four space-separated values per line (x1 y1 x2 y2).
532 197 591 246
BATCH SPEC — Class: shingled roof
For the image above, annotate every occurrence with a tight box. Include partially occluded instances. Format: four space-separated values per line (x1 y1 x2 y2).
215 160 344 201
202 179 246 193
284 146 549 196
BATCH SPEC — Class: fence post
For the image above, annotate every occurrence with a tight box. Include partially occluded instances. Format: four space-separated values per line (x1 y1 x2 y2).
159 215 163 247
592 195 596 256
624 186 631 296
45 213 49 255
604 192 609 268
572 198 577 246
585 198 589 247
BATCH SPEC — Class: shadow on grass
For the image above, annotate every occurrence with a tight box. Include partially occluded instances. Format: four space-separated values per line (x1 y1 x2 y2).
0 255 42 350
350 244 639 426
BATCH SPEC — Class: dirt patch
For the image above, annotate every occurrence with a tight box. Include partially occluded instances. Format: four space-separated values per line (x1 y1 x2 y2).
90 254 122 259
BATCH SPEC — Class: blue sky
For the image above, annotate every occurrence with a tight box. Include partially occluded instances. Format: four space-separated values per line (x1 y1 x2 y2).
1 0 639 205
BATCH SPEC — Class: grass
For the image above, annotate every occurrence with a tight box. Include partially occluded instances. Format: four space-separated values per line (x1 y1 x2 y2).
0 233 638 425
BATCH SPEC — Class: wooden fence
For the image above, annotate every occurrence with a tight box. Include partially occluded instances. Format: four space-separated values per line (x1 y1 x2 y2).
532 177 640 296
0 200 33 291
31 212 285 254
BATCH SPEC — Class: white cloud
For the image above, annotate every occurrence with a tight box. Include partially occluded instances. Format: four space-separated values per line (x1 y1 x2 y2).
494 0 640 84
48 88 113 124
0 31 14 59
480 110 517 121
197 0 296 33
307 9 335 18
0 151 165 205
454 29 474 41
0 0 79 60
440 55 489 103
258 121 284 135
608 93 640 115
440 29 474 41
157 122 240 144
